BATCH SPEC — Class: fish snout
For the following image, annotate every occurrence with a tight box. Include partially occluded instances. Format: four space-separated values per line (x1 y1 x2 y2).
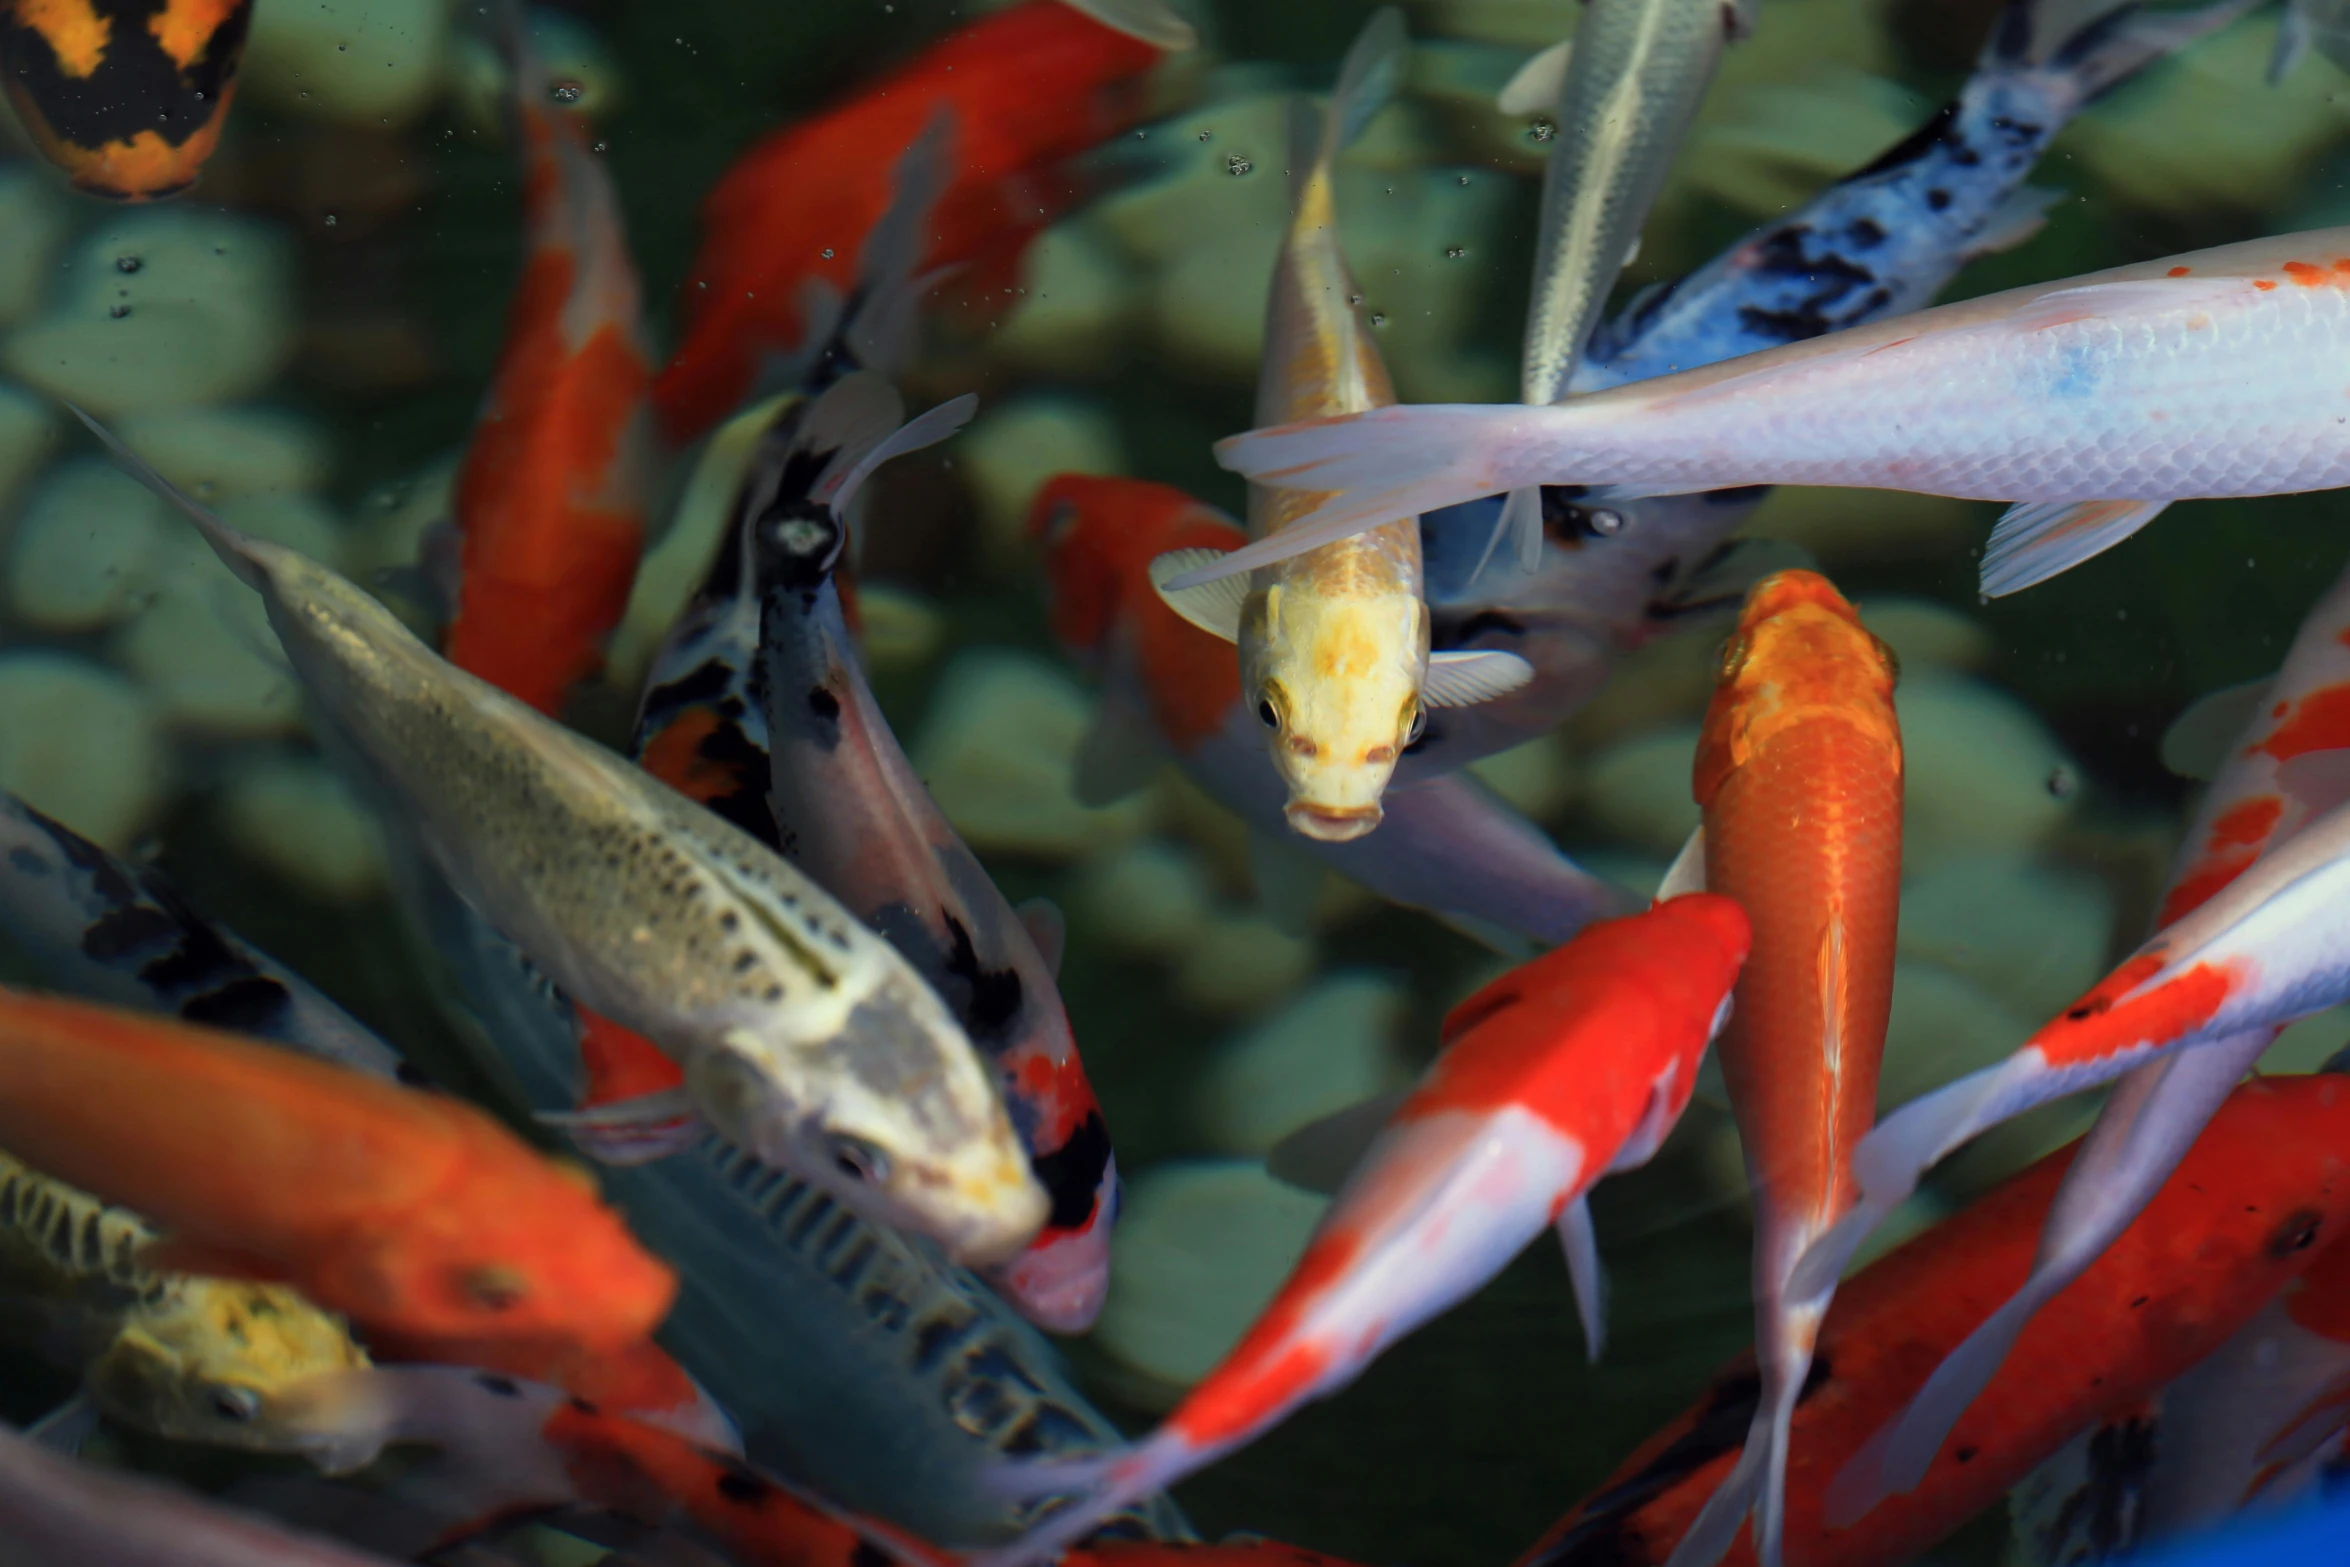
948 1150 1052 1268
1284 801 1384 841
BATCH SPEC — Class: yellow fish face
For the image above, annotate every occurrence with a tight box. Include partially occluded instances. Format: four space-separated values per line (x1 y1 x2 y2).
88 1279 372 1463
1244 582 1429 841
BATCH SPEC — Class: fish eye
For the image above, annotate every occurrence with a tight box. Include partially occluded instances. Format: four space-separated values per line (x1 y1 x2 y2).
1874 635 1902 684
826 1133 891 1186
1257 699 1279 728
1716 632 1751 682
1404 705 1427 744
764 511 836 561
205 1384 262 1423
457 1265 530 1312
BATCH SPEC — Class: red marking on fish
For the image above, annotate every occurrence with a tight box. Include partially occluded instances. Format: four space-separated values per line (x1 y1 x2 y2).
2254 684 2350 764
2284 261 2329 287
2168 266 2192 277
2028 954 2237 1069
2254 279 2280 291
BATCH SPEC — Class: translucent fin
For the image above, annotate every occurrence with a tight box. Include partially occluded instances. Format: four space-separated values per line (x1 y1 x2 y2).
845 109 956 376
1469 485 1545 587
1057 0 1199 51
1497 38 1573 116
1071 693 1167 806
1425 649 1535 707
1979 498 2171 597
2159 675 2271 781
818 394 980 519
1967 185 2063 259
2271 0 2311 81
973 1435 1190 1567
537 1088 702 1166
1250 827 1329 935
1651 539 1814 625
1016 898 1067 978
71 405 271 593
1664 1423 1770 1567
25 1393 98 1456
2044 0 2265 100
1265 1088 1410 1195
1656 825 1708 901
1326 7 1408 157
1559 1195 1608 1363
1149 549 1249 641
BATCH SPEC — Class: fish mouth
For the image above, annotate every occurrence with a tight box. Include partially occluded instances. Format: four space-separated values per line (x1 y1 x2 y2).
1285 802 1383 842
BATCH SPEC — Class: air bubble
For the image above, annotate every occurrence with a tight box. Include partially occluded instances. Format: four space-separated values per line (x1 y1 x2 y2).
1226 154 1252 176
549 81 584 105
108 304 131 319
1528 118 1557 143
114 256 141 274
1588 508 1625 536
2046 765 2078 799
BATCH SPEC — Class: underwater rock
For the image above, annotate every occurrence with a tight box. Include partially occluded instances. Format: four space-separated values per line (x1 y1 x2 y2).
990 221 1135 377
0 383 56 515
1580 722 1702 856
1071 838 1215 959
215 754 389 904
0 165 68 327
4 211 296 415
1334 164 1514 402
1465 730 1577 821
114 408 330 504
1684 69 1924 217
1857 594 1993 674
1876 958 2036 1116
852 583 945 676
1170 909 1317 1015
1093 90 1292 268
910 648 1154 860
5 459 171 632
1897 856 2114 1024
1149 228 1286 382
0 652 165 852
956 395 1129 575
1741 485 1977 563
2261 1005 2350 1074
1896 672 2079 874
242 0 455 127
1095 1160 1329 1395
1195 971 1413 1156
1563 632 1716 752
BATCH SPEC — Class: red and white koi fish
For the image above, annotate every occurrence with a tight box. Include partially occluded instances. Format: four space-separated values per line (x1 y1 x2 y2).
1667 571 1903 1567
443 4 655 717
1822 560 2350 1517
981 894 1752 1566
1209 229 2350 599
1515 1070 2350 1567
1035 473 1629 949
652 0 1185 447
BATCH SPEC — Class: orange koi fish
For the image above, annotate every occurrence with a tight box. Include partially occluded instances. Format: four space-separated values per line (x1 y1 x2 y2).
1672 570 1903 1567
983 895 1752 1566
0 986 675 1402
1517 1070 2350 1567
443 6 655 717
1811 560 2350 1517
652 0 1177 447
0 0 251 199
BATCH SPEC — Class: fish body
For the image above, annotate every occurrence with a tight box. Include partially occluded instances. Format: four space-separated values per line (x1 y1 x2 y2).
1037 474 1628 947
984 896 1752 1567
1515 1071 2350 1567
84 419 1045 1268
1213 228 2350 592
1675 570 1902 1567
0 986 674 1396
444 8 655 718
0 1147 373 1470
0 0 252 199
652 0 1168 446
0 790 406 1079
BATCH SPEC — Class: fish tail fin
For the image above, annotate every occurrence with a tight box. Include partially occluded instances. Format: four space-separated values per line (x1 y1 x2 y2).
1205 405 1566 583
843 108 956 377
69 406 273 593
975 1433 1195 1567
1662 1398 1773 1567
2003 0 2265 102
817 391 979 521
1979 498 2171 597
1323 7 1408 162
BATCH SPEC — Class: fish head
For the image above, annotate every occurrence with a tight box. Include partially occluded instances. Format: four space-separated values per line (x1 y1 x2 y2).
702 981 1050 1267
1243 579 1429 841
1031 474 1203 656
89 1279 375 1464
1695 568 1900 800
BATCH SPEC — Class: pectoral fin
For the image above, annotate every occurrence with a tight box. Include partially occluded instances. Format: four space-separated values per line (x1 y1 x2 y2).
1149 549 1249 642
1979 499 2172 598
1425 649 1534 707
1265 1089 1410 1195
1558 1195 1608 1363
2160 674 2272 780
1497 38 1572 115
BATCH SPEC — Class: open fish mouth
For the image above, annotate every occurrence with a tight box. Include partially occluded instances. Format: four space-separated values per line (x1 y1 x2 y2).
1285 802 1384 842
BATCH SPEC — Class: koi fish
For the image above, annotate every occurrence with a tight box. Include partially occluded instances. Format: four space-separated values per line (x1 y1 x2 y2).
1515 1070 2350 1567
1421 0 2256 754
0 0 252 200
1819 559 2350 1519
73 410 1047 1268
2272 0 2350 79
1152 10 1529 841
398 854 1186 1545
1037 473 1629 948
0 986 674 1404
0 788 409 1080
1665 571 1903 1567
442 1 655 718
0 1146 374 1470
982 894 1753 1566
651 0 1184 447
1211 228 2350 597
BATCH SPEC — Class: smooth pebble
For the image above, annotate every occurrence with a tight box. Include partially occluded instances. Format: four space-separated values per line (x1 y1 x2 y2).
1897 673 2078 873
1466 731 1576 820
1581 723 1701 856
0 167 68 327
957 397 1128 574
243 0 454 126
1170 910 1317 1015
0 384 56 517
991 222 1135 377
0 654 166 851
115 408 330 503
1858 595 1993 674
1877 959 2035 1115
1897 856 2114 1023
215 755 389 904
1071 839 1215 959
5 460 172 632
854 583 945 675
1195 971 1413 1155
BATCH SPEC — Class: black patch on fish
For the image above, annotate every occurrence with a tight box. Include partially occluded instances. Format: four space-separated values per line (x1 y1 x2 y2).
938 915 1024 1045
473 1373 521 1398
687 708 783 843
1445 986 1521 1040
569 1396 600 1415
714 1466 770 1506
2048 1415 2157 1562
177 974 293 1034
2270 1207 2324 1258
1731 231 1883 344
6 846 47 876
640 660 736 724
806 685 841 723
80 902 178 962
0 0 252 179
1954 1444 1979 1463
850 1542 895 1567
1925 187 1952 211
1853 99 1964 180
912 1311 976 1373
1842 218 1887 249
1524 1358 1834 1567
1032 1111 1113 1233
395 1061 433 1088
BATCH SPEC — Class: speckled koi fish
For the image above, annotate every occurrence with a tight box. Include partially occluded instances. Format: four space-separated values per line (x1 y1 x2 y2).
1151 9 1528 841
74 409 1046 1268
1514 1071 2350 1567
0 986 675 1408
1037 473 1629 950
1819 559 2350 1521
651 0 1185 447
982 896 1752 1567
1215 228 2350 599
0 789 407 1080
0 1146 373 1471
1667 571 1903 1567
0 0 252 199
442 3 655 718
1417 0 2256 761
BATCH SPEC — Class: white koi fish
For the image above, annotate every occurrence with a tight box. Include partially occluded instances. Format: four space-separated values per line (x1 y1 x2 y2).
1206 229 2350 598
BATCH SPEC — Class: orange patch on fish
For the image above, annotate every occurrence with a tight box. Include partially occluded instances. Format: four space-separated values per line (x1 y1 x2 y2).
2283 261 2330 287
637 709 753 808
2158 849 2260 929
15 0 107 75
1169 1226 1363 1446
576 1011 686 1105
2255 279 2280 291
2030 955 2237 1068
2254 684 2350 764
148 0 241 67
2209 795 2286 849
2167 266 2192 278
